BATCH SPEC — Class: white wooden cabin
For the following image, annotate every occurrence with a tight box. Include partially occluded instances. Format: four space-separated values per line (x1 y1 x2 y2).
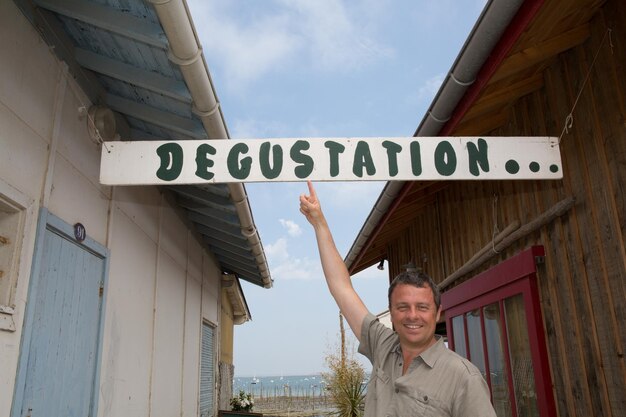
0 1 272 416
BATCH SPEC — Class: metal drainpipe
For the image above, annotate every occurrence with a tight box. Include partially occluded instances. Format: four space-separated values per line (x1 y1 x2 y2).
147 0 272 288
344 0 542 272
222 274 252 324
438 0 546 135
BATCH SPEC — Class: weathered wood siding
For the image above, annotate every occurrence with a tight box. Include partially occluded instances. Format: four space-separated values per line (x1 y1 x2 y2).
387 2 626 416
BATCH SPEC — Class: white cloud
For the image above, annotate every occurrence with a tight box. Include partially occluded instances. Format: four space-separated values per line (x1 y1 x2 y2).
279 219 302 237
265 237 290 262
189 0 393 88
271 257 321 281
281 0 394 72
418 73 445 101
403 72 445 110
190 1 301 88
264 237 321 281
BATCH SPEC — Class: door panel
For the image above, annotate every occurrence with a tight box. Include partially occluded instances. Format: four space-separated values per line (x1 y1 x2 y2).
484 302 513 417
505 294 540 417
465 309 487 379
20 224 105 417
451 315 468 358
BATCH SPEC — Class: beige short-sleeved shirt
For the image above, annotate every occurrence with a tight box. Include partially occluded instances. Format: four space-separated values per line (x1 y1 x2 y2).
358 313 497 417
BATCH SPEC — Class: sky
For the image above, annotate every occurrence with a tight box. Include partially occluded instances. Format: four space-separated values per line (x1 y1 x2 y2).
186 0 486 376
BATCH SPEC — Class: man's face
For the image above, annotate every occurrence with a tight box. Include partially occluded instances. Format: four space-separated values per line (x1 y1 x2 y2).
389 283 442 353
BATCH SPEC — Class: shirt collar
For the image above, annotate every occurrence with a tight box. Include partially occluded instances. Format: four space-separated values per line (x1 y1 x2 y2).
393 335 446 368
420 336 446 368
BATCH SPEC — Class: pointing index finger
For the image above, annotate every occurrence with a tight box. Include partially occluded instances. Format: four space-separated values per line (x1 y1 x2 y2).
307 180 317 201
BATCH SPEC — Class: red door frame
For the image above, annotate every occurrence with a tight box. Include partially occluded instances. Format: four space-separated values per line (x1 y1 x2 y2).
442 246 556 417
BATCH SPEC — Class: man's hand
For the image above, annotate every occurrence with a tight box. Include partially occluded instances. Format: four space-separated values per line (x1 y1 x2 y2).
299 180 325 228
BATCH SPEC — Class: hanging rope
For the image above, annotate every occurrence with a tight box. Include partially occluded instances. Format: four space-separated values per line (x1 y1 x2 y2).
491 193 500 254
558 28 614 145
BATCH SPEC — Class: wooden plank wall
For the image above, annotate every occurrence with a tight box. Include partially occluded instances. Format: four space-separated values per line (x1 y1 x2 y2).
387 1 626 416
386 201 444 279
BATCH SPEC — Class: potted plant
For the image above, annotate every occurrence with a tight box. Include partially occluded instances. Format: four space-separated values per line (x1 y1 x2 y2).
218 391 262 417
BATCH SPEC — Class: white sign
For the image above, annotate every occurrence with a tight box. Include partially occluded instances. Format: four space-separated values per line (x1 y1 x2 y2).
99 137 562 185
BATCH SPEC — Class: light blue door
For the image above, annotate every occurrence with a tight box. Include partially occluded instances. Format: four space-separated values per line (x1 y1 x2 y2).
14 212 107 417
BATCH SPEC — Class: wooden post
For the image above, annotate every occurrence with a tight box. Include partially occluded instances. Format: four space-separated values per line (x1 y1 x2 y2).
464 220 521 266
339 311 346 369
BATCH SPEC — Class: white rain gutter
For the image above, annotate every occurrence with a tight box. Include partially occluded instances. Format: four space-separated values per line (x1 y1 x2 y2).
222 274 252 325
344 0 526 271
147 0 272 288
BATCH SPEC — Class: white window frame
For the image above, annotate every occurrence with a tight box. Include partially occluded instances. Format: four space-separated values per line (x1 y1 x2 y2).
0 179 34 332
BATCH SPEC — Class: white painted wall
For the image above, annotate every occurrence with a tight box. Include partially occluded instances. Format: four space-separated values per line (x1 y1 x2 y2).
0 2 223 416
376 310 392 328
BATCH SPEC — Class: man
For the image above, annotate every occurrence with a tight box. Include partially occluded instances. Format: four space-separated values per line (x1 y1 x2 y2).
300 181 496 417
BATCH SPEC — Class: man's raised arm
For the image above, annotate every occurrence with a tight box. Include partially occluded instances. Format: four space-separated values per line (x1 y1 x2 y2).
299 181 369 341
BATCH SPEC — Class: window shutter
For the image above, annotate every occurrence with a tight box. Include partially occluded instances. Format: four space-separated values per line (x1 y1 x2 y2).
200 322 215 417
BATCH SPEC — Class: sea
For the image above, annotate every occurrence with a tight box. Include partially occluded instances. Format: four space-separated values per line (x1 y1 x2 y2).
233 374 326 398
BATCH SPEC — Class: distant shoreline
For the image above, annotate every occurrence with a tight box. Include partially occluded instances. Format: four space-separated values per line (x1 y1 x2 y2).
234 373 322 378
234 374 327 399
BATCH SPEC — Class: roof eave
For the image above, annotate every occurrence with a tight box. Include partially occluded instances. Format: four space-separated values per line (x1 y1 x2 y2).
146 0 273 288
345 0 545 274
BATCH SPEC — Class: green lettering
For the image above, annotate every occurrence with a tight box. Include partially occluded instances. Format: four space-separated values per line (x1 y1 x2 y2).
324 141 345 177
227 143 252 180
467 138 489 176
195 143 216 180
382 140 402 177
434 141 456 176
290 141 314 179
353 141 376 178
410 141 422 176
156 142 183 181
259 142 283 179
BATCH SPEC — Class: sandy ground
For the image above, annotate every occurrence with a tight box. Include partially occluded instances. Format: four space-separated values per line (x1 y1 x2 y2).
253 395 334 417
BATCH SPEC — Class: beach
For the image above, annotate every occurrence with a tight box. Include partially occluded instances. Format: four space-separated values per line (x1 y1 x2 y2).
234 375 326 397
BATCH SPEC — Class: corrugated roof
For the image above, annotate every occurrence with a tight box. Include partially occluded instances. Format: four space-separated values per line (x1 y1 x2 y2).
14 0 272 288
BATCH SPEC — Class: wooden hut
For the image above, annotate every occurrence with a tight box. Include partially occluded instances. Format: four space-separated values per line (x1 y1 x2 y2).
0 1 271 416
345 0 625 416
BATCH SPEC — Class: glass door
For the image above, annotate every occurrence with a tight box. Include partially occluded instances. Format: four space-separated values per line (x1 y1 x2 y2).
442 246 556 417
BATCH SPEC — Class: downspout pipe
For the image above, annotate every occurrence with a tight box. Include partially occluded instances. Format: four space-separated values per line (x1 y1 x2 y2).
222 274 252 325
345 0 543 274
147 0 272 288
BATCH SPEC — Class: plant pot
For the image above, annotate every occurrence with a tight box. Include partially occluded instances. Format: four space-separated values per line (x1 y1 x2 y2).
218 411 263 417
